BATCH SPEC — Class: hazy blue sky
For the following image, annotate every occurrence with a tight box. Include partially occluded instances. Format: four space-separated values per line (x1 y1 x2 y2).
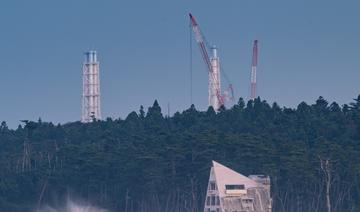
0 0 359 128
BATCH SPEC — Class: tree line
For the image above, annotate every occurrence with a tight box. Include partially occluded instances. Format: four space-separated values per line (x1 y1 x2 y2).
0 96 360 212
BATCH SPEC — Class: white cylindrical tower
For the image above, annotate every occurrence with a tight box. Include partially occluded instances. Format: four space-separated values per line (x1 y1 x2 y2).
250 40 258 100
82 51 101 123
209 46 221 110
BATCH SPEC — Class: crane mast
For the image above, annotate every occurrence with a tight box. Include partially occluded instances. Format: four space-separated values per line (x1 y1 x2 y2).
250 40 258 100
189 13 224 110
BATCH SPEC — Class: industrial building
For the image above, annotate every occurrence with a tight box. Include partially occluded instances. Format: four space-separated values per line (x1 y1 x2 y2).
81 51 101 123
204 161 272 212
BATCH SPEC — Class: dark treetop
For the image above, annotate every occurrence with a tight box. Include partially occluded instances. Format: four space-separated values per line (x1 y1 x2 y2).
1 96 360 212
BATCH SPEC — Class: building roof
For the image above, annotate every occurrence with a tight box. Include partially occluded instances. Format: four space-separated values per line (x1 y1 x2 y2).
212 161 259 198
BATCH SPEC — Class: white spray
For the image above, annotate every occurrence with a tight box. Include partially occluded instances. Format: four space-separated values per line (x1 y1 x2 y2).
37 200 108 212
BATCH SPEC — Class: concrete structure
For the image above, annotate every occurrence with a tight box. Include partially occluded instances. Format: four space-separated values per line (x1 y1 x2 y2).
204 161 272 212
82 51 101 123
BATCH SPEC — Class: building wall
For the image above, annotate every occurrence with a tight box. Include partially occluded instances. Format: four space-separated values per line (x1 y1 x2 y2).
204 162 272 212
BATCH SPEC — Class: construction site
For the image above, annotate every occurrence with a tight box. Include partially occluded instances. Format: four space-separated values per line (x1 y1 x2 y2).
191 14 270 212
80 13 270 212
1 1 359 211
188 13 259 110
79 14 270 212
81 13 260 122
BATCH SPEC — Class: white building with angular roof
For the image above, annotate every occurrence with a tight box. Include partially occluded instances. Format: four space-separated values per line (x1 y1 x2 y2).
204 161 272 212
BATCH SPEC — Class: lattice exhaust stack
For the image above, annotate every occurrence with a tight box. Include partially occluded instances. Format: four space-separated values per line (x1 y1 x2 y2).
82 51 101 123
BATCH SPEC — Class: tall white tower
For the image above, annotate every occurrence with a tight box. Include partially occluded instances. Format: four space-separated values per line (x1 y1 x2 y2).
250 40 258 100
209 46 221 110
82 51 101 123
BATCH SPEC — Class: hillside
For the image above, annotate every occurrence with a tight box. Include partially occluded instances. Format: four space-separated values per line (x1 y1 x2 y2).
0 96 360 212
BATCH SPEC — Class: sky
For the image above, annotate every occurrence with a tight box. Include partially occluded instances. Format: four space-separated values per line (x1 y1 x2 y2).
0 0 359 128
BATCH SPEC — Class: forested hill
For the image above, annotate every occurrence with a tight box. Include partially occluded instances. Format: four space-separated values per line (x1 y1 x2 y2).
1 96 360 212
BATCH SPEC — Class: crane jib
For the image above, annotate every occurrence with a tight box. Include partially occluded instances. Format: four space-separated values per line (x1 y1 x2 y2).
189 12 235 106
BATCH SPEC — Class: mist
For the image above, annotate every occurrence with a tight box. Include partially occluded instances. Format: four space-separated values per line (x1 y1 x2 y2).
37 200 108 212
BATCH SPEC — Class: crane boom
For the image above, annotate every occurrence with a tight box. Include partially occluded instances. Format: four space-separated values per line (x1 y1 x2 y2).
189 14 213 73
189 13 225 107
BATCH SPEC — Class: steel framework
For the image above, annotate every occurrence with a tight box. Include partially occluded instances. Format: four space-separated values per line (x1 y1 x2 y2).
82 51 101 122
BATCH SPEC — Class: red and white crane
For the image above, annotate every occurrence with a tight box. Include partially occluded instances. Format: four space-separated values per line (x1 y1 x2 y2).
250 40 258 100
189 13 234 110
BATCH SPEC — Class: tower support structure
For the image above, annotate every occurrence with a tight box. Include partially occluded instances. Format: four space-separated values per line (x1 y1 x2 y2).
250 40 258 100
209 46 221 110
82 51 101 123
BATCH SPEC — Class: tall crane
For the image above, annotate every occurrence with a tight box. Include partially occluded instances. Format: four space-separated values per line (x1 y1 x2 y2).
250 40 258 100
189 13 234 110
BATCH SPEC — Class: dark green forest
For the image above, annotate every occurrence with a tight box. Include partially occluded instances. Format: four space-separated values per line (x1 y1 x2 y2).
1 96 360 212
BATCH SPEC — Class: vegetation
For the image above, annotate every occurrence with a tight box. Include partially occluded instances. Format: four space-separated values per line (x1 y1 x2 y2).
1 96 360 212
